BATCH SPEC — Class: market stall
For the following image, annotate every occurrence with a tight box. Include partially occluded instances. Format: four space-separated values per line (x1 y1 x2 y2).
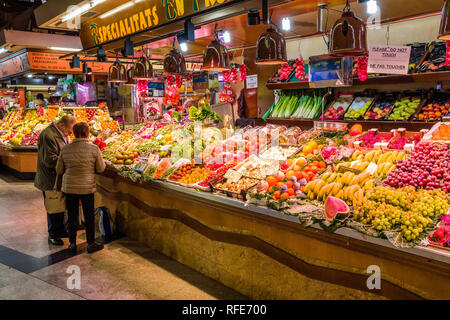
25 0 450 300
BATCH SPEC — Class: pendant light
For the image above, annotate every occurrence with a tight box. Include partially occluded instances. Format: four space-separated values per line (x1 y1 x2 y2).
438 0 450 40
164 38 186 74
108 60 127 83
255 26 287 65
329 0 367 57
125 67 137 86
202 25 230 71
132 53 153 80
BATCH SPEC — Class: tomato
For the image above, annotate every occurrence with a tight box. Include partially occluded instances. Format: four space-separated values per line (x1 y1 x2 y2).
285 181 293 188
307 171 315 181
312 160 319 167
287 188 295 196
274 190 281 198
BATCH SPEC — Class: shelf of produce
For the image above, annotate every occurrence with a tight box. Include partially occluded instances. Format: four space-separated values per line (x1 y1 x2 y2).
266 71 450 90
96 169 450 300
261 118 438 131
0 144 37 179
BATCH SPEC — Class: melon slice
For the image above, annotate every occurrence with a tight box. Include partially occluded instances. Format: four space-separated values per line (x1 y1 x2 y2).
324 196 350 221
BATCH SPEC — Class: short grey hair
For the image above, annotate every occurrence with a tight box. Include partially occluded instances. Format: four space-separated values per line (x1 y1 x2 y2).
57 115 76 127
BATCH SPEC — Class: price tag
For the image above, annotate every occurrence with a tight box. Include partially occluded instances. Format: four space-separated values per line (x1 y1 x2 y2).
160 144 172 151
365 162 378 176
246 75 258 89
223 169 242 183
367 45 411 75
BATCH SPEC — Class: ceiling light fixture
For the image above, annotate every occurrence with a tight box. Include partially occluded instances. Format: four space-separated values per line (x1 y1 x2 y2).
108 60 127 82
48 75 54 80
164 38 186 74
366 0 377 14
281 17 291 31
0 48 7 54
27 74 33 78
221 31 231 43
329 0 367 57
49 47 82 52
255 24 287 65
180 42 188 52
202 25 229 71
100 1 134 19
61 0 106 22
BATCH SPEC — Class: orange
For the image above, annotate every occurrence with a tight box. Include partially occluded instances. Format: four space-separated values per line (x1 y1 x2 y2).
308 141 318 150
266 176 278 187
274 190 281 198
286 181 293 188
309 165 319 174
280 192 290 199
287 188 295 196
277 182 285 188
293 165 301 171
286 170 296 179
319 161 326 169
296 158 306 166
307 171 315 181
302 145 312 155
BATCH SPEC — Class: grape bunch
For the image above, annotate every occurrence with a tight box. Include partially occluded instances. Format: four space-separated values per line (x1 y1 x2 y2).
353 185 449 242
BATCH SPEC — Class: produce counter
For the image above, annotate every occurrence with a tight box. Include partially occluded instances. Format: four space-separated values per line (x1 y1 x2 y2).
0 144 37 179
95 169 450 300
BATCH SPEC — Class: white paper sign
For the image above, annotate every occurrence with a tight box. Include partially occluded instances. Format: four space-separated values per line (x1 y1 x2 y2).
367 45 411 75
223 169 242 183
246 75 258 89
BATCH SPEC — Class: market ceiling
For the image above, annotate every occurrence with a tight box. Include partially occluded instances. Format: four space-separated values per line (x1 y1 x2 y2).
35 0 444 59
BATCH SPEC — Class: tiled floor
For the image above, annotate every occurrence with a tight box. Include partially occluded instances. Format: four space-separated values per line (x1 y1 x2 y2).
0 172 246 300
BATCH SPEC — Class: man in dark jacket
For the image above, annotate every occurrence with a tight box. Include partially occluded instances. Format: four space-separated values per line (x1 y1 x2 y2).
35 115 76 245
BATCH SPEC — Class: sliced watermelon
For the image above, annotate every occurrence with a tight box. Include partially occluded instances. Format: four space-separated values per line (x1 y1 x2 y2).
324 196 350 221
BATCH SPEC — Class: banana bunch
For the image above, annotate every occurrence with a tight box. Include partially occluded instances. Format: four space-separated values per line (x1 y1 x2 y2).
374 162 396 177
305 172 371 205
352 149 407 165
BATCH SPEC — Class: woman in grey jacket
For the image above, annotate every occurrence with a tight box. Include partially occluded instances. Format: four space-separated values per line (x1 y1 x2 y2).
56 122 106 254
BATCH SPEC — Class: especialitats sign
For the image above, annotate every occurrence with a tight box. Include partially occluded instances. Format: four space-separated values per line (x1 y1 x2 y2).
80 0 230 49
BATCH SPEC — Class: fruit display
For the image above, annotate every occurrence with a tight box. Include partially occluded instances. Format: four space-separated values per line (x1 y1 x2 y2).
268 89 326 119
99 119 450 251
428 224 450 248
353 130 392 149
214 177 259 194
364 94 396 120
425 122 450 141
168 163 211 185
112 149 139 165
259 146 299 161
384 142 450 192
321 94 353 120
344 96 373 119
388 96 422 120
353 185 449 244
388 134 422 150
197 162 236 188
417 102 450 121
235 155 279 179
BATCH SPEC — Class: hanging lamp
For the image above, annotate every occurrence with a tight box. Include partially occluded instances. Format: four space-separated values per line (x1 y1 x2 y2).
108 60 127 82
255 26 287 65
438 0 450 40
125 67 137 86
132 53 153 80
328 0 367 57
202 25 230 71
164 38 186 74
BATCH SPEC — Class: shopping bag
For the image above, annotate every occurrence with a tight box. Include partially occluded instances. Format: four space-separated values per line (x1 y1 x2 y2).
44 176 66 214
